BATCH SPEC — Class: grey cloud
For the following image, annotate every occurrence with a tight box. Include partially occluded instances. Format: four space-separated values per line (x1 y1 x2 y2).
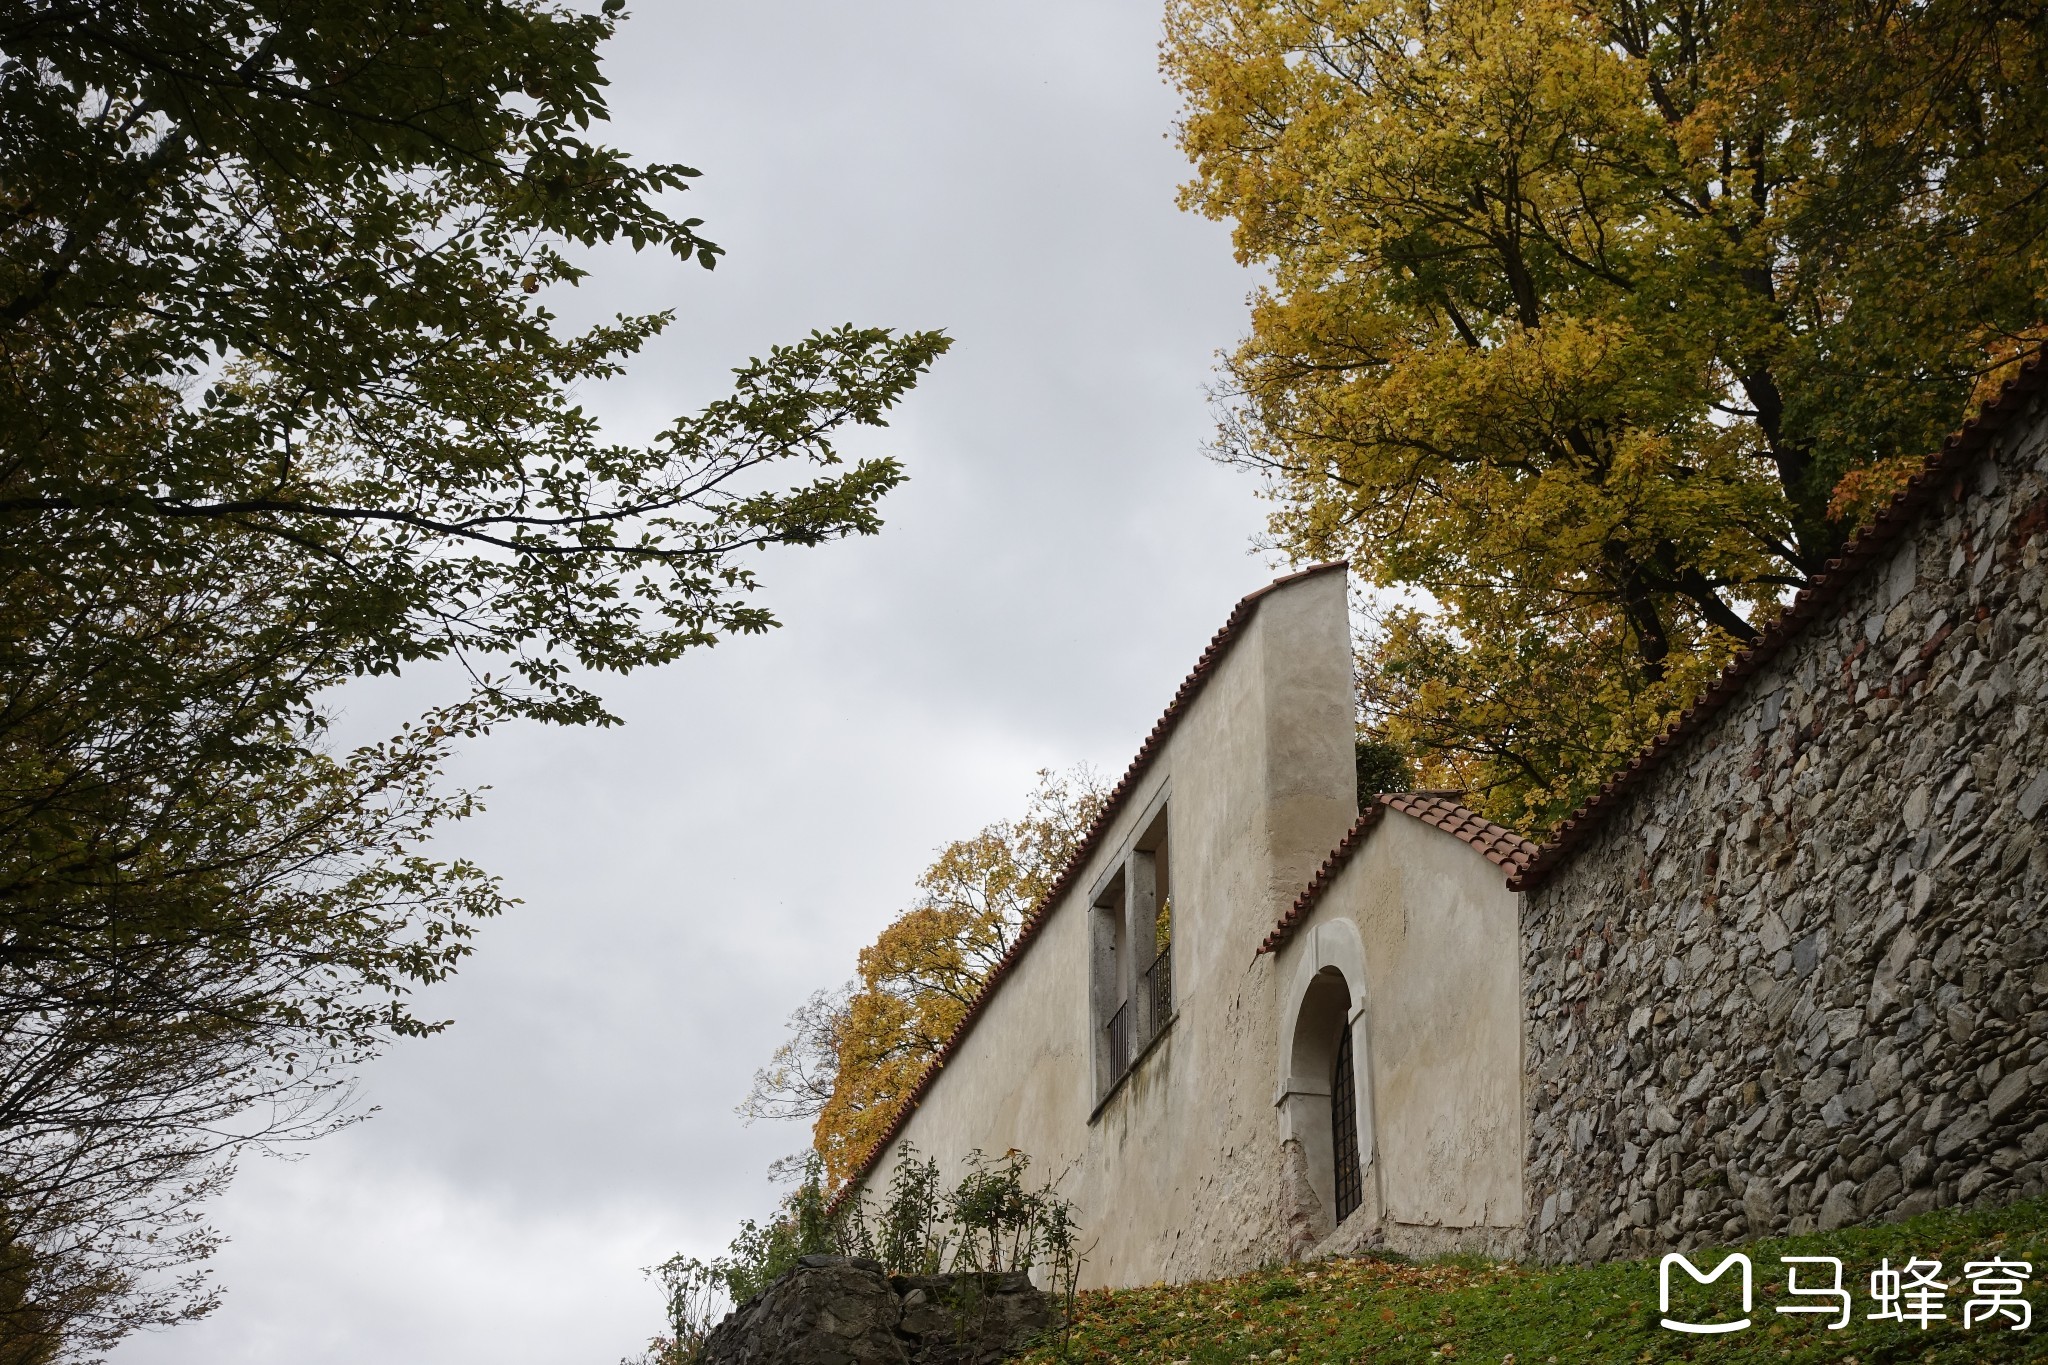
113 4 1276 1362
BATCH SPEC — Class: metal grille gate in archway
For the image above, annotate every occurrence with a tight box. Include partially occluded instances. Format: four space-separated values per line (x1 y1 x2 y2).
1332 1020 1362 1224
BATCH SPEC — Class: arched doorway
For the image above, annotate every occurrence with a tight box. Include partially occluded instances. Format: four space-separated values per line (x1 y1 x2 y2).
1276 919 1375 1252
1285 966 1355 1229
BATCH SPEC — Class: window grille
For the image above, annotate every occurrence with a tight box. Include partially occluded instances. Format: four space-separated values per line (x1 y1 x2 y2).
1332 1020 1363 1224
1143 943 1172 1035
1105 1000 1130 1079
1093 805 1173 1103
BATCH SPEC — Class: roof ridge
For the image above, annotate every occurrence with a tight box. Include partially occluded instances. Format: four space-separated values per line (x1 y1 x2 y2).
828 560 1348 1205
1511 351 2048 891
1257 792 1538 955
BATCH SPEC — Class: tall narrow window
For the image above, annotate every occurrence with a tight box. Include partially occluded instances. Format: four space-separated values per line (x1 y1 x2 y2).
1331 1020 1363 1224
1147 890 1172 1030
1091 799 1176 1104
1091 873 1129 1096
1134 805 1172 1042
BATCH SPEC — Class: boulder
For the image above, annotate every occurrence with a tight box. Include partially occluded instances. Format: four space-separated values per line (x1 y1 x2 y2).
699 1257 1054 1365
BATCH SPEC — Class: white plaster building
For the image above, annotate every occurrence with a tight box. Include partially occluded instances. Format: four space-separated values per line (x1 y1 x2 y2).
840 362 2048 1287
853 563 1537 1285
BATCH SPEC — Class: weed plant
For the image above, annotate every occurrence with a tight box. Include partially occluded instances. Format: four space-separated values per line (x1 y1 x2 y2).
630 1146 1083 1363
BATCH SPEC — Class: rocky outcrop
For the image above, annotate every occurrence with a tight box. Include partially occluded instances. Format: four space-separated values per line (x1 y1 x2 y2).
699 1256 1055 1365
1522 378 2048 1262
888 1270 1053 1363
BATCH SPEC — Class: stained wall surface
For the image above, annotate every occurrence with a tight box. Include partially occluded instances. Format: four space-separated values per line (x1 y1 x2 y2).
862 567 1358 1287
1522 383 2048 1262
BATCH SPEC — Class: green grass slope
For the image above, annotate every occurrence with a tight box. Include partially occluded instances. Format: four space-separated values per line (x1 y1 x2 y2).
1017 1199 2048 1363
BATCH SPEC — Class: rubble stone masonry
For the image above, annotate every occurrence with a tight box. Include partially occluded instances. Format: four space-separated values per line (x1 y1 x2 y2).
1522 379 2048 1262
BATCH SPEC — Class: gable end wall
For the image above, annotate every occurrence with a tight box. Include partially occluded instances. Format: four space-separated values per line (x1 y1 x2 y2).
860 567 1356 1287
1523 385 2048 1263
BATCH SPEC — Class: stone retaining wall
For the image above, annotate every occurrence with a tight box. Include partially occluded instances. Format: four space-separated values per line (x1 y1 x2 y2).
700 1256 1054 1365
1522 382 2048 1262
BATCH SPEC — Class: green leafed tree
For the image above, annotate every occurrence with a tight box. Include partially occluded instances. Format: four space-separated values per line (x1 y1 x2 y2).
1164 0 2045 830
0 1 947 1352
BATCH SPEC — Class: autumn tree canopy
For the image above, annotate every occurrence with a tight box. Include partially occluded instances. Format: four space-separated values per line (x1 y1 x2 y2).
744 770 1106 1188
1164 0 2046 829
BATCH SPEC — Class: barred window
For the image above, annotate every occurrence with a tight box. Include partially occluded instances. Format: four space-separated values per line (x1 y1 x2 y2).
1332 1020 1363 1224
1091 802 1174 1100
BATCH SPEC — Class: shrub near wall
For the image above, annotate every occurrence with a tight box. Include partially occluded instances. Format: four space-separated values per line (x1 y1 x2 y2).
1522 374 2048 1263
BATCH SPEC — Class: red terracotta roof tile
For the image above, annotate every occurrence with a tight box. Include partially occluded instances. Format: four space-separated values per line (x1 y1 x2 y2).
1510 352 2048 892
1257 793 1540 955
828 561 1349 1204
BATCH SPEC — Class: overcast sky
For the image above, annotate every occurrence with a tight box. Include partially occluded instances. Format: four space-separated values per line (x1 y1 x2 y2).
114 4 1280 1363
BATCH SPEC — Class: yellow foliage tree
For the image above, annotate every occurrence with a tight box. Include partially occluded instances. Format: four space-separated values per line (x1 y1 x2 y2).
742 769 1106 1188
1164 0 2047 830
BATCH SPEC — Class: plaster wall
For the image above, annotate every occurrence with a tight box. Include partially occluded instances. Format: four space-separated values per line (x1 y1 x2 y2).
1523 386 2048 1263
864 568 1357 1287
1277 814 1525 1259
850 383 2048 1287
